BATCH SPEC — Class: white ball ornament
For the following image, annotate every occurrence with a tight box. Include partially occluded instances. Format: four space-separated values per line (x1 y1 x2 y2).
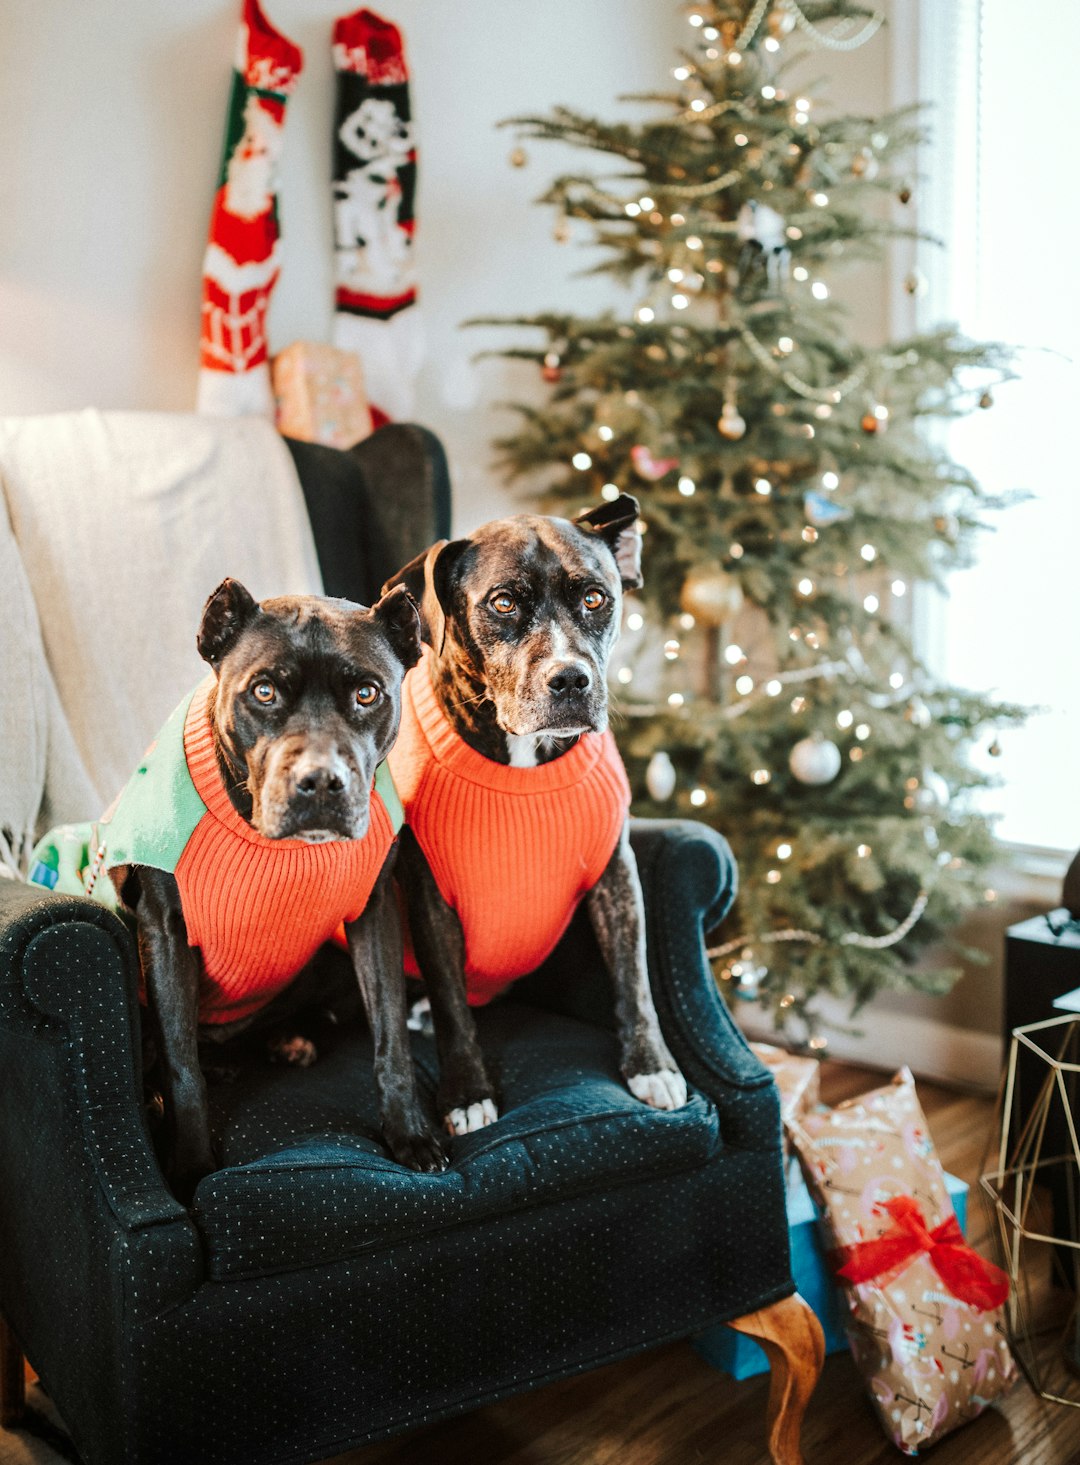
789 735 842 786
906 697 932 729
645 750 678 802
913 770 950 814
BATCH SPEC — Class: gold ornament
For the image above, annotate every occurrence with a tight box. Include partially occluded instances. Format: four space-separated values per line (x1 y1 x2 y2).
851 148 879 181
904 269 928 297
898 184 913 205
680 565 744 625
553 218 570 244
509 147 528 169
989 738 1002 757
768 4 796 38
979 390 994 409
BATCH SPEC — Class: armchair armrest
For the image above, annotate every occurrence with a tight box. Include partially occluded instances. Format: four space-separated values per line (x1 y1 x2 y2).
511 818 779 1150
630 819 778 1148
0 880 202 1302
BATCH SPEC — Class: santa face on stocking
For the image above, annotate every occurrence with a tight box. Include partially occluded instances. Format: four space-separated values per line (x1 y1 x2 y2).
196 0 302 416
225 94 283 222
201 95 286 377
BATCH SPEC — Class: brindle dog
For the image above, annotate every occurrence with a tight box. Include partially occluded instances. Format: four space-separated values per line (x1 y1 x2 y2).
383 495 687 1135
117 579 447 1200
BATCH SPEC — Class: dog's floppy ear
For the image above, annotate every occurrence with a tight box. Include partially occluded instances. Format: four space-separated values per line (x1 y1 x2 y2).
197 578 260 668
370 583 422 672
381 539 469 652
574 494 644 590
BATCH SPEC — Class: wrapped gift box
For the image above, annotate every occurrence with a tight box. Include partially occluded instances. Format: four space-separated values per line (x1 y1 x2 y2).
692 1159 969 1380
272 340 373 449
749 1041 820 1140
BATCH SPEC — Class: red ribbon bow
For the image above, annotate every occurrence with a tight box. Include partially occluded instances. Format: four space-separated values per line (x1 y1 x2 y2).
834 1195 1010 1313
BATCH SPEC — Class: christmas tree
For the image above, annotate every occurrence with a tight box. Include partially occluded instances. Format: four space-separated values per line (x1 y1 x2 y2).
478 0 1025 1041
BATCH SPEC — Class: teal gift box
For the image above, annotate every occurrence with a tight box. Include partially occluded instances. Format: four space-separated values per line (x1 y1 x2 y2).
693 1159 969 1379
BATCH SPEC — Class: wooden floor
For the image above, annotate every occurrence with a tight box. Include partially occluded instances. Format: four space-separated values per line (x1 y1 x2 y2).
327 1061 1080 1465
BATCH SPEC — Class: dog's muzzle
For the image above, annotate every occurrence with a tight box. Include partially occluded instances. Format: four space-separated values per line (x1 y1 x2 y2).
260 747 369 842
502 658 607 737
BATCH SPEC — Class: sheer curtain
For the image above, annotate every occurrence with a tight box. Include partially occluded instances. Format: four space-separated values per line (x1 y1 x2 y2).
912 0 1079 856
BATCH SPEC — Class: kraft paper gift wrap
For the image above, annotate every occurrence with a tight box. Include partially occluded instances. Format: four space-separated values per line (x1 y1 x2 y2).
749 1041 820 1139
272 340 373 449
788 1068 1015 1456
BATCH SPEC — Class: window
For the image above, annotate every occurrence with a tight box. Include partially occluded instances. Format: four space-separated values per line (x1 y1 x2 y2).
909 0 1080 854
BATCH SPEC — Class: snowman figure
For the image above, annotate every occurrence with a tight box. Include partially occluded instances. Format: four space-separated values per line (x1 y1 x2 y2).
335 96 416 295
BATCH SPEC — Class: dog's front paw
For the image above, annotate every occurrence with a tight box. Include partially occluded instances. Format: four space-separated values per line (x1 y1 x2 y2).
268 1033 318 1067
444 1098 498 1135
627 1069 688 1111
385 1116 449 1173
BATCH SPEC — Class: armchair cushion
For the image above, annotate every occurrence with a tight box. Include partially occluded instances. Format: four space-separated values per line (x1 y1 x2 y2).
195 1002 720 1281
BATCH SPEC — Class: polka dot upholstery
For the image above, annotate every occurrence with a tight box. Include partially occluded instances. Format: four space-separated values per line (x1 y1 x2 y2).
0 820 795 1465
196 1003 721 1280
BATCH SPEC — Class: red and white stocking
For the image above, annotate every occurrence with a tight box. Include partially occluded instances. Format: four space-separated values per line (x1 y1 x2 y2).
196 0 302 417
331 8 423 421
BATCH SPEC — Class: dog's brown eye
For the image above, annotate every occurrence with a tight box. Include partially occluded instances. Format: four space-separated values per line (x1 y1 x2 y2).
355 684 380 708
252 680 276 704
583 588 607 611
490 592 517 615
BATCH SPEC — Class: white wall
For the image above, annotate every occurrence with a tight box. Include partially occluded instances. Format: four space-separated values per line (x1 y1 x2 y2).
0 0 682 531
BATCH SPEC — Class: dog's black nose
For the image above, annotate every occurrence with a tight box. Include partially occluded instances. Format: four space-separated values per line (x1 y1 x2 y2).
547 661 592 697
296 767 347 797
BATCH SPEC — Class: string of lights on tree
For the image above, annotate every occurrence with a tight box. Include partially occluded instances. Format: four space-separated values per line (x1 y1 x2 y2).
480 0 1025 1042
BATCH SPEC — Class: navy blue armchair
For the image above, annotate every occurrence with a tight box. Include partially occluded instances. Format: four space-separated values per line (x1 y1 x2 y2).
0 424 822 1465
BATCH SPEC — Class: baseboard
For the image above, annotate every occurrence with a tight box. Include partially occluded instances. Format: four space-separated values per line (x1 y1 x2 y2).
735 994 1004 1094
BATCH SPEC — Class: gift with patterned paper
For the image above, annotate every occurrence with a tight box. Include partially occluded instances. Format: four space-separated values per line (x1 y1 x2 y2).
272 340 374 448
788 1068 1015 1455
749 1041 820 1142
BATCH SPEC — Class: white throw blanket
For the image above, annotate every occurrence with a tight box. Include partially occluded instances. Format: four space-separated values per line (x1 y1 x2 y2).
0 410 324 869
0 490 98 873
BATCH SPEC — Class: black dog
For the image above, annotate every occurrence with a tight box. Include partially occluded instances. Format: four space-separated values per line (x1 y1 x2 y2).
383 495 687 1135
107 578 446 1197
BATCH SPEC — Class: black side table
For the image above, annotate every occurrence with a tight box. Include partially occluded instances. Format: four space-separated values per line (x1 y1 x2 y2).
1004 910 1080 1048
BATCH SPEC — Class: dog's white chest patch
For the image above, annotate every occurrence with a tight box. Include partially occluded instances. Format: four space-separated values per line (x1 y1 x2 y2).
505 734 541 768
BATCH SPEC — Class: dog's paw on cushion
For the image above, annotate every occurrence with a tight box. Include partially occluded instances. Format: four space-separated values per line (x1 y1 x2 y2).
445 1098 499 1135
267 1034 319 1068
627 1069 688 1110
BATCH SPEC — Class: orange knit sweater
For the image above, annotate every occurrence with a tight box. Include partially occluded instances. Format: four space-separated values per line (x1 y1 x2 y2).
79 681 396 1026
175 684 397 1023
388 648 631 1005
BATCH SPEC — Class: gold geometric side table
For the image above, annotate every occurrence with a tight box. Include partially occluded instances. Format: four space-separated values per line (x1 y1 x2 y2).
981 1012 1080 1406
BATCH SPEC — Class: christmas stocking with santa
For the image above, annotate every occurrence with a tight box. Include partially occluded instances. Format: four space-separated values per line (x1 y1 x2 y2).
196 0 302 417
331 8 423 421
